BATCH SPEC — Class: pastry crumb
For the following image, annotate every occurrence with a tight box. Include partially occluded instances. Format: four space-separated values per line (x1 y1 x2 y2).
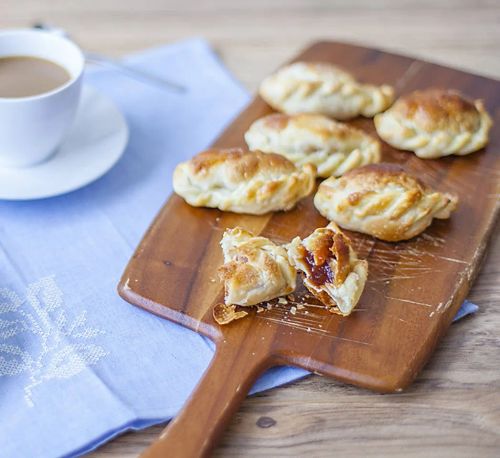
278 297 288 304
213 303 248 325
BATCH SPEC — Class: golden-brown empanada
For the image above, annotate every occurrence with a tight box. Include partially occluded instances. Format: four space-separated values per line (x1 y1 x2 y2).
287 223 368 316
218 227 297 307
259 62 394 120
173 148 315 215
374 89 492 159
244 113 381 178
314 164 458 242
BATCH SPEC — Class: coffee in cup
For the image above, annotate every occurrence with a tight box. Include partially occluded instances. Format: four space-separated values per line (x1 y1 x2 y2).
0 56 71 98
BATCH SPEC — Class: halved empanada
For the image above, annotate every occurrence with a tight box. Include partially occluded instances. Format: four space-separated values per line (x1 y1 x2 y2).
287 223 368 316
218 227 297 307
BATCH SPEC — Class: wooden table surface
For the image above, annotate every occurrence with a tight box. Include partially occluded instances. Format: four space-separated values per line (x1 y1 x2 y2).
3 1 499 456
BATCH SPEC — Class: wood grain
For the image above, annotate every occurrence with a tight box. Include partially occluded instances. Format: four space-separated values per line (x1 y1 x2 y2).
4 1 498 457
118 41 500 456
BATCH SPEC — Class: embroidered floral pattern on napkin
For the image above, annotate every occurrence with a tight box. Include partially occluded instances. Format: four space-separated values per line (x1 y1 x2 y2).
0 276 108 406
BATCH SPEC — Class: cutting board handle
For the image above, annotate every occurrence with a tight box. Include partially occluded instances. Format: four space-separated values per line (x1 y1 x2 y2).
140 338 273 458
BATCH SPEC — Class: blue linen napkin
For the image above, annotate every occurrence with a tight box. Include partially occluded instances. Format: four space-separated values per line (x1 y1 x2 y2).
0 38 478 458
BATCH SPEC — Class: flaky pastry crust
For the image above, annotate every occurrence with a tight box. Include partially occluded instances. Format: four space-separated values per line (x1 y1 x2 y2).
173 148 315 214
213 303 248 325
314 164 458 242
287 223 368 316
245 113 381 178
259 62 394 120
218 227 297 307
374 89 492 158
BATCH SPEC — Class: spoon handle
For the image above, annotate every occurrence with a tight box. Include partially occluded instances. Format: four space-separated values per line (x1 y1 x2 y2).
84 52 186 93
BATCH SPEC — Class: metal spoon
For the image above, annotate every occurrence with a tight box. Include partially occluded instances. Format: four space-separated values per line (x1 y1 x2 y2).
32 23 186 93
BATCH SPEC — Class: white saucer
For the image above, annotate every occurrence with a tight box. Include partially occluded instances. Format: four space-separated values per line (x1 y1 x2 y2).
0 85 128 200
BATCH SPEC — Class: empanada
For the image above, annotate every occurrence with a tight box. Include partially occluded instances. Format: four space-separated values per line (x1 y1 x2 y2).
173 148 315 215
245 113 381 178
287 223 368 316
314 163 458 242
259 62 394 120
374 89 492 158
218 227 297 306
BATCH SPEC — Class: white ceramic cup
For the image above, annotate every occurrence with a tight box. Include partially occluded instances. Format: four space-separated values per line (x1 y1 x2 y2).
0 29 84 168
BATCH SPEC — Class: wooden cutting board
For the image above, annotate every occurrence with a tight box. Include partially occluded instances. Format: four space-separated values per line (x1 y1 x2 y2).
118 41 500 457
